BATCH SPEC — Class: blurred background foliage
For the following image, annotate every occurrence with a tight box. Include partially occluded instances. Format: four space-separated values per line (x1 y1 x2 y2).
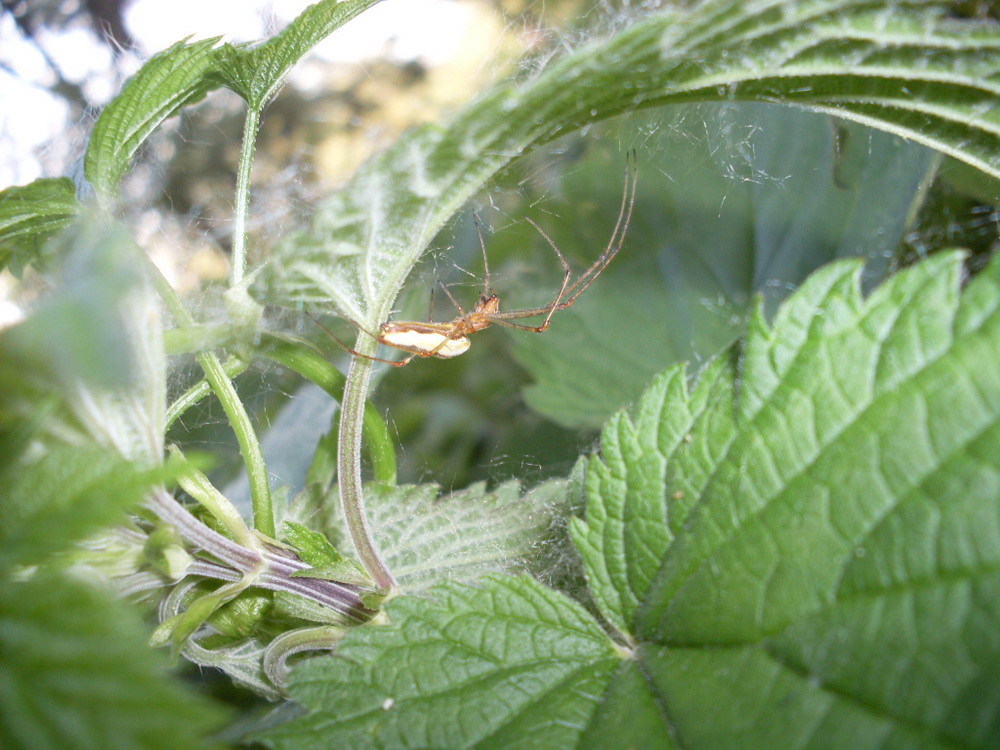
4 0 1000 500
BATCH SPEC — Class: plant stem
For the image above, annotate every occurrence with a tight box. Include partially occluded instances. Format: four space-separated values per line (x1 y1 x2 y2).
231 107 260 286
196 350 275 536
165 355 248 428
147 489 371 621
338 353 396 589
147 488 260 571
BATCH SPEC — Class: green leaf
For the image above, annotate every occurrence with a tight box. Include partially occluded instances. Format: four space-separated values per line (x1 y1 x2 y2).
259 0 1000 350
0 219 140 392
570 251 1000 746
207 589 273 639
258 575 622 749
570 357 736 637
0 178 79 275
292 479 571 592
284 520 369 584
283 520 343 568
0 572 225 750
215 0 381 109
84 37 221 199
0 216 166 468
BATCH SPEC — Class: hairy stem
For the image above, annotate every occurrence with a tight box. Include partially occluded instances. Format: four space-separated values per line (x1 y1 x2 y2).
195 350 275 536
165 355 248 429
147 490 371 621
338 351 396 589
231 107 260 286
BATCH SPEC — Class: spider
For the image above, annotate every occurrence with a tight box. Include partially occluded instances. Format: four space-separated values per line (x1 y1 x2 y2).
319 154 637 367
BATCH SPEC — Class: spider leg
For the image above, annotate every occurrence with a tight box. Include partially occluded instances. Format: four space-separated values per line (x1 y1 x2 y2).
489 152 638 326
438 281 470 318
553 149 637 309
473 212 494 297
522 216 573 331
486 315 554 333
559 152 637 303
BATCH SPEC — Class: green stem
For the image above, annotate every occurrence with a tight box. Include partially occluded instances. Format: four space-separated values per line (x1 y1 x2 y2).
145 257 275 537
194 351 275 537
338 352 396 590
165 356 248 429
231 107 260 286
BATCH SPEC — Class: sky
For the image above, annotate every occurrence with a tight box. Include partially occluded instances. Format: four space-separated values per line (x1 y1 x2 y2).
0 0 478 186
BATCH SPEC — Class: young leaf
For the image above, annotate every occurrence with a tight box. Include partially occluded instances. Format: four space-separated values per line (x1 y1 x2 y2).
84 37 221 200
260 0 1000 338
0 178 79 275
215 0 382 109
284 520 370 584
0 572 225 750
259 575 622 750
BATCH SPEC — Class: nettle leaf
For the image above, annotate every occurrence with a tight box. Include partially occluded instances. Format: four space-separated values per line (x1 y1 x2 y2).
572 251 1000 746
0 178 79 275
1 217 164 458
259 575 622 750
215 0 381 109
84 37 221 199
0 572 225 750
293 479 570 592
264 251 1000 748
260 0 1000 350
570 357 737 637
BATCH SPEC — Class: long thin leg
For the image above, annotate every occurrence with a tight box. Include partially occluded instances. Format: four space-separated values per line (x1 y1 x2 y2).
473 212 494 297
438 282 469 318
490 151 638 323
487 316 559 333
522 216 573 332
552 149 637 308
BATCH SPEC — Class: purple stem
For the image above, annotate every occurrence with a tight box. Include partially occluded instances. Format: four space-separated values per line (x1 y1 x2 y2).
148 489 371 621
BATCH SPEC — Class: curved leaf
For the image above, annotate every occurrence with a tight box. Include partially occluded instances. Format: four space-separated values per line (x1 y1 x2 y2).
511 106 936 428
260 0 1000 336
